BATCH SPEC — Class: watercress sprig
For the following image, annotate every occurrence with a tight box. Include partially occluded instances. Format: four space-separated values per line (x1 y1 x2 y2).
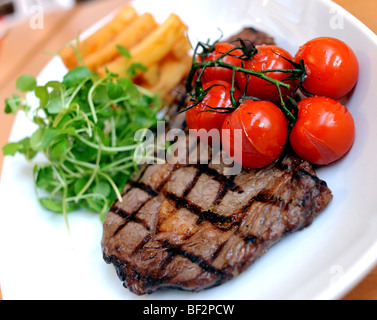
3 63 161 229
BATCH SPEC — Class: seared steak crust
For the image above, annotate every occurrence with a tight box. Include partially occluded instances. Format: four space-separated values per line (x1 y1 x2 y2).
102 153 332 295
101 28 333 295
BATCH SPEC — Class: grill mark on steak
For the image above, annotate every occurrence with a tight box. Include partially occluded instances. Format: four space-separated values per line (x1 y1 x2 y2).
101 27 333 296
129 181 159 197
161 240 226 277
165 192 233 228
193 163 240 202
213 175 237 206
112 205 150 236
109 158 330 265
182 166 203 197
244 235 258 244
132 234 153 256
293 168 325 185
105 149 333 294
112 164 303 235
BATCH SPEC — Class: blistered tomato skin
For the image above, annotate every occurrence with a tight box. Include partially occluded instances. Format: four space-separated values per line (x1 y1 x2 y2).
197 42 243 84
235 45 298 104
221 100 288 169
294 37 359 100
289 96 355 165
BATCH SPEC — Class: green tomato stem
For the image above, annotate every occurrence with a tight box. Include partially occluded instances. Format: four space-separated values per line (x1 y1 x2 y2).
186 60 293 93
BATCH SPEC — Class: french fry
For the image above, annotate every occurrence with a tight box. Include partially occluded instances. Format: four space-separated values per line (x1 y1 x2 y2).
59 5 192 102
83 13 158 70
135 63 160 87
170 31 192 60
147 54 192 100
98 13 188 78
60 5 138 69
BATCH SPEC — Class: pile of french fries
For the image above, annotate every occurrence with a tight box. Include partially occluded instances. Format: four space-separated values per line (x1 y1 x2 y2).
60 5 192 101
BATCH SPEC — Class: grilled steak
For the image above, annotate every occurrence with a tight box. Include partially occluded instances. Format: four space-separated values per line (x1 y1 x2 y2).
101 28 333 295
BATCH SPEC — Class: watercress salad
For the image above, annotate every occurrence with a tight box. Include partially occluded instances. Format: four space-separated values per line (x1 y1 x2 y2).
3 64 161 227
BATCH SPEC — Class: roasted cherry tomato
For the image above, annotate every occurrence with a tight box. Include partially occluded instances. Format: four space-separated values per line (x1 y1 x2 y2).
290 96 355 165
221 100 288 168
196 42 243 84
186 80 241 144
294 37 359 100
235 45 298 104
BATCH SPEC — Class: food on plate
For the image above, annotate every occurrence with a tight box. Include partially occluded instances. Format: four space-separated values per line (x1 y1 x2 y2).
3 2 359 296
141 52 191 101
60 5 192 102
3 64 162 226
195 42 243 84
185 33 358 169
102 154 332 295
101 28 335 295
235 45 298 104
60 5 139 69
221 100 288 169
185 80 241 144
294 37 359 100
98 13 191 100
2 5 193 226
82 12 159 71
289 96 355 165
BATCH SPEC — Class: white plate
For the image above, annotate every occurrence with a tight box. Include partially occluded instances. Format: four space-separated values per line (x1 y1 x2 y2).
1 0 377 300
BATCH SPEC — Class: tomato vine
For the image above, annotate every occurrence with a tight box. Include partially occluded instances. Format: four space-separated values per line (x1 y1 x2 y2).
184 38 307 124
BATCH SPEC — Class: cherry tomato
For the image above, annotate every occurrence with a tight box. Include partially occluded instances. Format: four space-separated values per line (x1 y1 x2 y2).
221 100 288 168
294 37 359 100
235 45 298 104
186 80 241 144
196 42 243 84
290 96 355 165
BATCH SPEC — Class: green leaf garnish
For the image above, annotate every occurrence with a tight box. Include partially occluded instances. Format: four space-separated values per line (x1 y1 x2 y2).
16 75 37 92
116 45 131 59
3 63 161 230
